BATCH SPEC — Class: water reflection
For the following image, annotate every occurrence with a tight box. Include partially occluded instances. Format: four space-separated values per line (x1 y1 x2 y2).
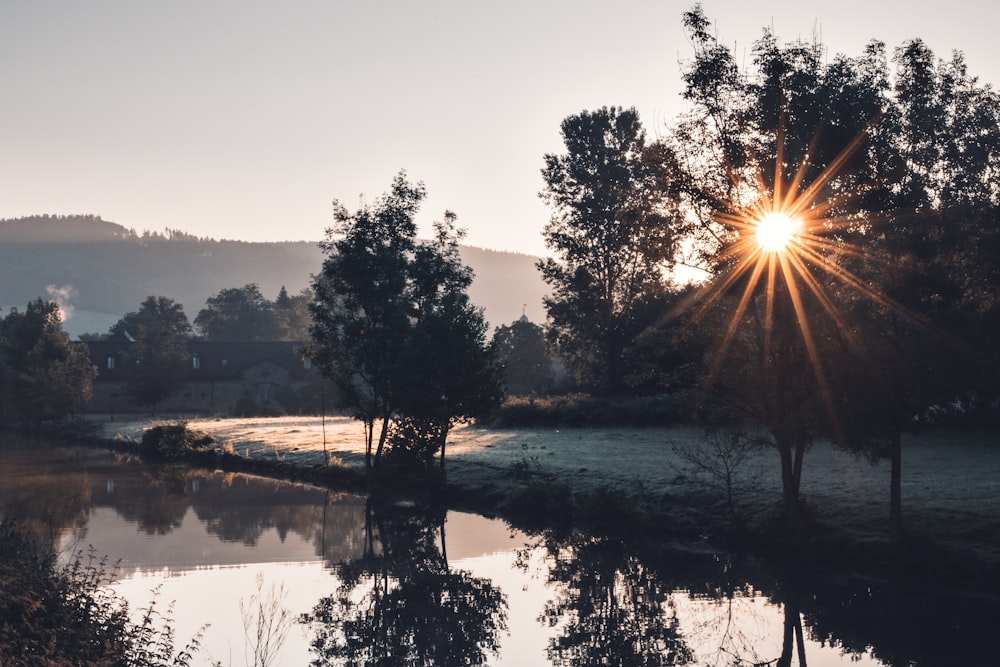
534 534 693 665
303 498 509 666
1 433 998 665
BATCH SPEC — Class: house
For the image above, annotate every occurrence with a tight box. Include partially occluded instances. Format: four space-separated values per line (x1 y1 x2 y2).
84 340 325 415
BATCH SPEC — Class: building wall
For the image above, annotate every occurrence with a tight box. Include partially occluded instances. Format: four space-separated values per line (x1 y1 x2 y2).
83 341 326 416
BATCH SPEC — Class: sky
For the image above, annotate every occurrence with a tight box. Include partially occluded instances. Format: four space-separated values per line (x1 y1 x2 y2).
2 0 996 258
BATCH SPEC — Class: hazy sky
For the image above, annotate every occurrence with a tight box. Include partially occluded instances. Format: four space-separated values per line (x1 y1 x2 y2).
2 1 995 257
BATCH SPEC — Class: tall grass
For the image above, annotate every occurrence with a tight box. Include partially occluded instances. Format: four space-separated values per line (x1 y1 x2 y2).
0 519 206 666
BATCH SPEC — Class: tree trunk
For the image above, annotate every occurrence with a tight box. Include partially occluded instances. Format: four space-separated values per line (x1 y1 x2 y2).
439 425 450 470
364 419 374 468
889 426 902 545
778 443 800 537
777 592 806 667
374 414 390 466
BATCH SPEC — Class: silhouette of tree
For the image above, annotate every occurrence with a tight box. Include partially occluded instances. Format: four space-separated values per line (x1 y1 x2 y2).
831 40 1000 541
111 296 191 415
302 499 508 666
490 316 554 396
310 173 500 469
0 299 97 427
535 534 693 666
194 283 281 341
538 107 684 395
390 214 503 468
273 285 313 341
670 8 930 535
309 173 425 468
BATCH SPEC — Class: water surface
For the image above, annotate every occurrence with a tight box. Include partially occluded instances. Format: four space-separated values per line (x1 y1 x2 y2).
1 433 992 665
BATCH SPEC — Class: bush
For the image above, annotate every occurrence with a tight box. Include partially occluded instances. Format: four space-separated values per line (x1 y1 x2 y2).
487 393 691 428
0 519 205 666
140 423 216 461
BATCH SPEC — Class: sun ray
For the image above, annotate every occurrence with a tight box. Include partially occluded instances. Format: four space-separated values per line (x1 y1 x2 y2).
673 116 934 438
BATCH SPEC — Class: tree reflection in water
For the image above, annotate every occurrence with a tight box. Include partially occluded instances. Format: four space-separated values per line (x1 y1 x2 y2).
302 497 509 666
529 533 694 666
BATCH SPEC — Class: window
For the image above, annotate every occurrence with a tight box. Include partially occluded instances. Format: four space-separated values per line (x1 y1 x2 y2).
192 355 200 369
221 359 228 367
107 356 115 370
303 358 312 370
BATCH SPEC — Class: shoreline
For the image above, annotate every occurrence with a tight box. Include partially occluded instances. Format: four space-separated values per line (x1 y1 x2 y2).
45 416 1000 594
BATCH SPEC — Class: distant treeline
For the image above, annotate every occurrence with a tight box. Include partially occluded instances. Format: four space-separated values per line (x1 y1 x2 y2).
0 215 548 335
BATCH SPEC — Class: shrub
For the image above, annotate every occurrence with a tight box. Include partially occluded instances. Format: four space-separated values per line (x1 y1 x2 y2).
0 519 205 666
140 423 216 461
487 393 691 428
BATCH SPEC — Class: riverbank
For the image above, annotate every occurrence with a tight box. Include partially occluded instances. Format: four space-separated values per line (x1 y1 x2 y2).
69 414 1000 590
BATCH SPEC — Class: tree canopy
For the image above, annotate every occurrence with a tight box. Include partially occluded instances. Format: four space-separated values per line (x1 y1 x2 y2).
538 106 684 394
667 6 1000 535
0 300 97 426
111 296 192 415
309 172 501 469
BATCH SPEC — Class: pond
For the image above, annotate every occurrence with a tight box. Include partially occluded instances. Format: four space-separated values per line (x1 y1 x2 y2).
0 432 994 665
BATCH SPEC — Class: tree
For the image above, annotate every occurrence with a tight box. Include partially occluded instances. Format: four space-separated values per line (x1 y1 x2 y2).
670 7 1000 539
490 316 554 397
310 177 501 470
0 299 97 426
669 7 896 533
273 286 313 341
831 40 1000 541
538 106 683 395
195 283 281 341
309 173 424 468
111 296 192 415
391 213 503 468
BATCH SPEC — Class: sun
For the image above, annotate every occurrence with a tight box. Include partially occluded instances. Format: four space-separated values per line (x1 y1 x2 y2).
755 212 801 253
676 125 924 430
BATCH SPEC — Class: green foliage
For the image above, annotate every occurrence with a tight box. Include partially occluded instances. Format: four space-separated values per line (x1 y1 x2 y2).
538 106 684 394
0 299 97 426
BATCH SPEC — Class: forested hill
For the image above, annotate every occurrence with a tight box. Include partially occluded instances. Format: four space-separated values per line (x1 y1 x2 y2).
0 215 549 337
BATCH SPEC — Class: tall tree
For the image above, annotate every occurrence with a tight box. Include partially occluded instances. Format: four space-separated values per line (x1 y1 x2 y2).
310 176 501 469
0 299 97 426
392 214 503 468
538 106 682 394
832 40 1000 541
670 7 894 533
111 296 192 415
671 7 1000 539
309 172 426 468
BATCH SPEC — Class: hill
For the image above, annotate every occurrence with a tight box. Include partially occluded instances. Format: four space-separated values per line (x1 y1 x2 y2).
0 215 549 337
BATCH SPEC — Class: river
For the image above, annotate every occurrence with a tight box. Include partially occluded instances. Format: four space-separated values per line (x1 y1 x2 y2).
0 432 993 665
